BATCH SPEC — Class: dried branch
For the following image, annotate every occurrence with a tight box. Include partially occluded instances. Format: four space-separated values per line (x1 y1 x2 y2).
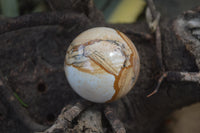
104 105 126 133
146 0 166 97
124 30 153 41
146 0 163 71
167 71 200 83
173 6 200 69
0 12 91 35
72 109 104 133
43 100 93 133
146 0 158 19
147 72 168 97
155 25 163 70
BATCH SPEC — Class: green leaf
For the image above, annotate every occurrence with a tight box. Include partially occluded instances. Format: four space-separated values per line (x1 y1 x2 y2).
14 92 28 108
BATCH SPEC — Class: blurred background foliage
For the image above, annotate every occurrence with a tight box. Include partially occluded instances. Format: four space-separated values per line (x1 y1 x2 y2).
94 0 146 23
0 0 146 23
0 0 48 17
0 0 199 22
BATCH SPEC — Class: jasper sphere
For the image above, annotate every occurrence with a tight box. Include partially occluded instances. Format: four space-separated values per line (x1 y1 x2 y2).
64 27 140 103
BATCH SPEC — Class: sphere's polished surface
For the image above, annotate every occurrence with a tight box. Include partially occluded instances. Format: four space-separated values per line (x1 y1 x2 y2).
64 27 140 103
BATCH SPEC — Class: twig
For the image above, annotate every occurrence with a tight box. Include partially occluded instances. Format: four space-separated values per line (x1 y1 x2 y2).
146 0 165 97
46 0 56 11
146 0 163 71
124 30 153 41
147 71 200 97
147 72 168 97
104 105 126 133
44 100 93 133
146 0 158 19
155 25 163 70
0 12 91 35
0 71 47 132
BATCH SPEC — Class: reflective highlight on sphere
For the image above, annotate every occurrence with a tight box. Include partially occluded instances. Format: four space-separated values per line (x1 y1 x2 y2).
64 27 140 103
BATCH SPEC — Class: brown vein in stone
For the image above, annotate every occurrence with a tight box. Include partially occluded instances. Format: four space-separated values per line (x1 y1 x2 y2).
88 57 117 77
106 30 140 102
65 39 103 74
86 50 119 75
66 40 125 75
71 39 101 52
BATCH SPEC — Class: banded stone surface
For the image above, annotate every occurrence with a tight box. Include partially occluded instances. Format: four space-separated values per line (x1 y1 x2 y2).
64 27 140 103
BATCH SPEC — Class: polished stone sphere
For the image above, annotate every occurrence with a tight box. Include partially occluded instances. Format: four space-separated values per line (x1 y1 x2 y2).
64 27 140 103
